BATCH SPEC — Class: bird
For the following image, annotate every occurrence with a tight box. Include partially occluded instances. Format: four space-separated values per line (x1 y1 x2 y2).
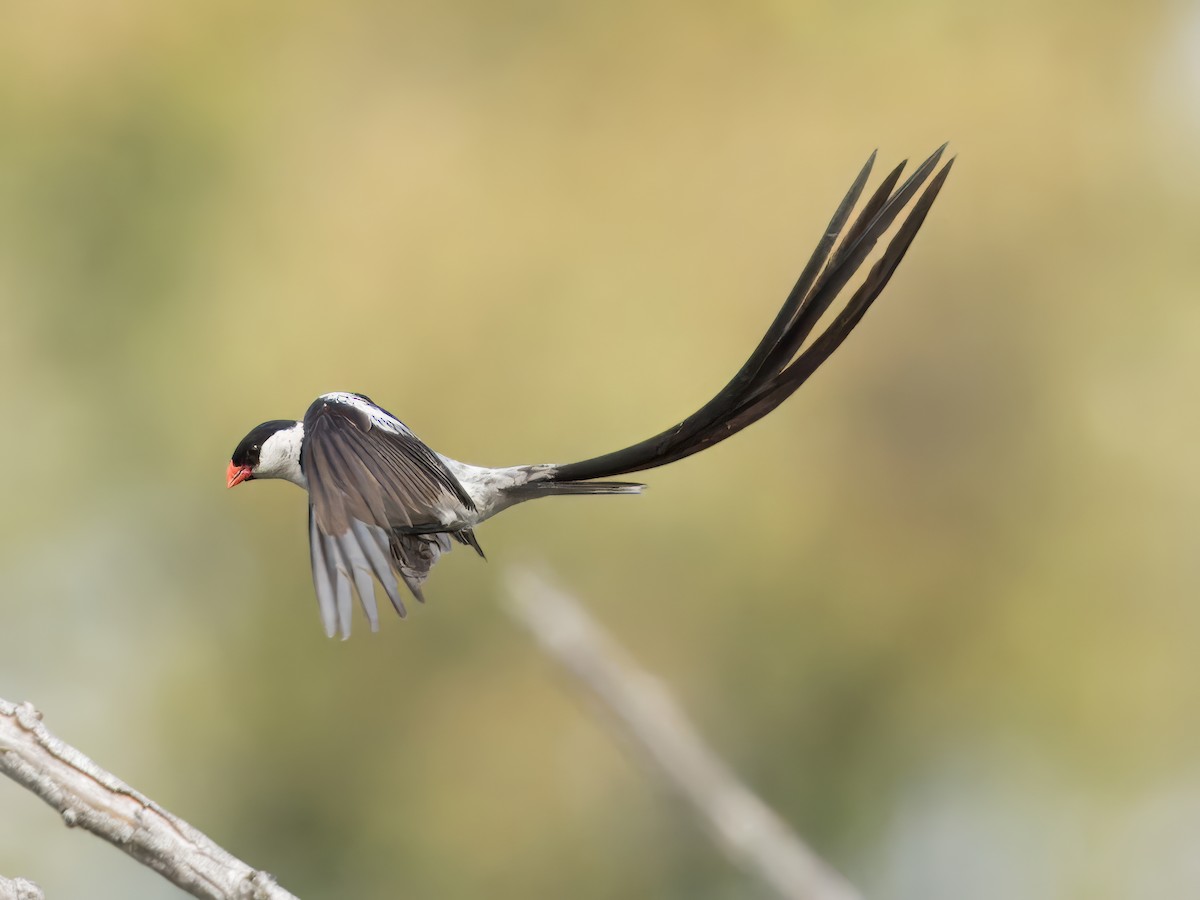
227 146 953 638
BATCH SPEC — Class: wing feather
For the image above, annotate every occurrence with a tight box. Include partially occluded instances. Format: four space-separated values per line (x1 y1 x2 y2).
332 541 353 641
336 531 380 632
309 508 339 639
350 520 406 618
301 395 477 636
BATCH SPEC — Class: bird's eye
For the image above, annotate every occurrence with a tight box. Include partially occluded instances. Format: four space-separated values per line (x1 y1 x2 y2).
251 444 259 451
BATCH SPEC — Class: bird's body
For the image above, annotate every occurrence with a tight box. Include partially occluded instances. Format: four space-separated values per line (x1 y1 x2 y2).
230 391 646 636
228 147 953 638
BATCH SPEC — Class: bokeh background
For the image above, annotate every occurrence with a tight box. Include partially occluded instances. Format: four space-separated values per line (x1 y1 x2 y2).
1 1 1197 898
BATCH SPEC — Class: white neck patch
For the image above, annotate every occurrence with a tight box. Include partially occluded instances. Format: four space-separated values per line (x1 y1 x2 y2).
256 423 307 488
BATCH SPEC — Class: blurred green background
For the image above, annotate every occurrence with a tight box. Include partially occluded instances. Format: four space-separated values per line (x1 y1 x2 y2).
1 1 1197 898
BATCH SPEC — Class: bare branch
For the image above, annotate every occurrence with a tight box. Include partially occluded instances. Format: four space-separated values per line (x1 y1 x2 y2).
503 567 863 900
0 875 44 900
0 698 299 900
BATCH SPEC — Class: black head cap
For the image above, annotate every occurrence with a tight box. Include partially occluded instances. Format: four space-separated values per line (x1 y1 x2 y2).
230 420 297 469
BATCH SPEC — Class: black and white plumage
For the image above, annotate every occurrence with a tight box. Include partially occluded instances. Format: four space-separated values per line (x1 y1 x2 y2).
227 147 953 638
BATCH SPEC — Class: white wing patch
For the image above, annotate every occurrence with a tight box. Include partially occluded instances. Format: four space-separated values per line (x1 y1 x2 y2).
317 392 416 436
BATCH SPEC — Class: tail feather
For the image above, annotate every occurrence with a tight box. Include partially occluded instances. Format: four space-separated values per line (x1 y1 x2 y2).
506 480 645 501
549 146 953 484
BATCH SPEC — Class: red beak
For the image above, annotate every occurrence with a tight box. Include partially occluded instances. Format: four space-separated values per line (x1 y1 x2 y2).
226 461 253 489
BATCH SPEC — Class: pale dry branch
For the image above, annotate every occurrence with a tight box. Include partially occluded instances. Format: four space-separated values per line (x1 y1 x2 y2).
0 875 44 900
504 567 863 900
0 698 298 900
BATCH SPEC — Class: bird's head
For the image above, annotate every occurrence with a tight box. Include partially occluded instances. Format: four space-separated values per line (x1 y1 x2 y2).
226 420 306 488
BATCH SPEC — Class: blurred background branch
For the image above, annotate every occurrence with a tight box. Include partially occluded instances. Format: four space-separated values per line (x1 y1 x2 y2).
0 875 43 900
0 698 298 900
2 558 858 900
504 567 861 900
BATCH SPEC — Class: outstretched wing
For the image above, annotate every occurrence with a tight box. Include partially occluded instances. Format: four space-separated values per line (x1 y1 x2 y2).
301 393 478 638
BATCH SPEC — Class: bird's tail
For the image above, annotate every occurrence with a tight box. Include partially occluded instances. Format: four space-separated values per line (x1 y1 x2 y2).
504 479 645 501
544 145 953 484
